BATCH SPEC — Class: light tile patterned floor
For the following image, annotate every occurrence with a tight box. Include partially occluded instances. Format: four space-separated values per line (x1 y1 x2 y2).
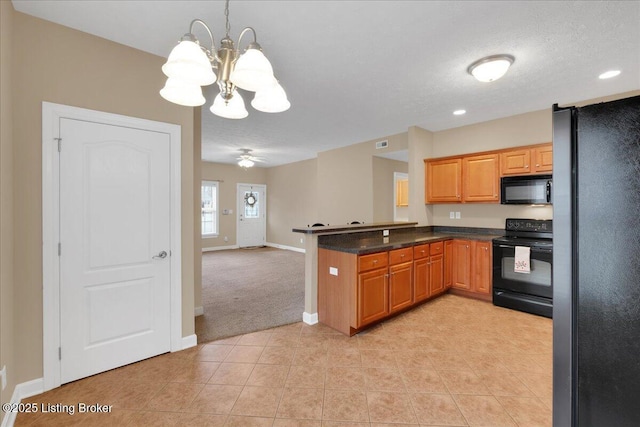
15 294 552 426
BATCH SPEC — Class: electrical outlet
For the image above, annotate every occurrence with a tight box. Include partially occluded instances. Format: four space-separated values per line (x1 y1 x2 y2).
300 238 303 243
329 267 338 276
224 236 228 242
455 212 461 219
449 211 455 219
1 365 6 391
383 229 390 237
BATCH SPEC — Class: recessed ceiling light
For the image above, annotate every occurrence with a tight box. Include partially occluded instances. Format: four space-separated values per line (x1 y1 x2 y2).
453 110 466 115
467 54 515 82
599 70 621 79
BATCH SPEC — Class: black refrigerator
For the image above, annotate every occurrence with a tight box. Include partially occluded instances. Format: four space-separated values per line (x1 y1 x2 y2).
553 95 640 426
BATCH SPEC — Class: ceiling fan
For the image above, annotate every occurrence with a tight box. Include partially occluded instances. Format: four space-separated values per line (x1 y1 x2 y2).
236 148 263 168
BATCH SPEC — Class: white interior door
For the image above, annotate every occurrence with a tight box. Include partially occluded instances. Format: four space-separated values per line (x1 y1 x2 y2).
59 118 171 384
237 184 266 247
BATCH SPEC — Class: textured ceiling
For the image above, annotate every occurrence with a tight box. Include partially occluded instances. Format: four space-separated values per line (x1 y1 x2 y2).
12 1 640 167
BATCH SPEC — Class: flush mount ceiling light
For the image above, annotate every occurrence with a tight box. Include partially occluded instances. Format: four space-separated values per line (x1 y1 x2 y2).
599 70 621 79
453 109 466 115
467 54 515 82
160 0 290 118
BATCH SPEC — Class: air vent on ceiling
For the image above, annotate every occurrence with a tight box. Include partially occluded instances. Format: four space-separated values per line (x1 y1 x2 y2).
375 140 389 149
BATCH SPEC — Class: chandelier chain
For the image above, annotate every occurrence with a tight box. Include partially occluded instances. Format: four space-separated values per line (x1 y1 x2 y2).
224 0 231 38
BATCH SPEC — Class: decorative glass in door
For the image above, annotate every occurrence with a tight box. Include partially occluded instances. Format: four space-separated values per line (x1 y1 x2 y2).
244 191 259 218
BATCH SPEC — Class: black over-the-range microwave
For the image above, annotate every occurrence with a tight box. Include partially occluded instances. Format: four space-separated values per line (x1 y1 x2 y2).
500 174 552 205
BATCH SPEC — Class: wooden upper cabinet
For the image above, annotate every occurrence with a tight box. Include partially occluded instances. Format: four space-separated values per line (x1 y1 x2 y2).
396 179 409 207
500 149 531 175
426 158 462 203
533 144 553 173
501 144 553 176
463 154 500 203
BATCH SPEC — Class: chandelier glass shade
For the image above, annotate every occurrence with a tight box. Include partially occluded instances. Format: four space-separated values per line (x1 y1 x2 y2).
160 0 289 118
210 91 248 119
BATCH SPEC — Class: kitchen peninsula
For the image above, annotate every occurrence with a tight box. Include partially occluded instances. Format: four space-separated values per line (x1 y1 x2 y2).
293 223 503 335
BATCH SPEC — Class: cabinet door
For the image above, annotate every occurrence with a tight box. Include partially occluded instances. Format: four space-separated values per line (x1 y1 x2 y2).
452 240 471 290
444 240 453 288
389 262 413 314
429 253 444 296
357 268 389 328
426 158 462 203
463 154 500 202
533 144 553 173
396 179 409 207
413 257 429 303
473 241 492 294
500 149 531 176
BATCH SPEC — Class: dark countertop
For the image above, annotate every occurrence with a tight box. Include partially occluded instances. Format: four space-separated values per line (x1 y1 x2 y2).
292 221 418 235
318 227 504 255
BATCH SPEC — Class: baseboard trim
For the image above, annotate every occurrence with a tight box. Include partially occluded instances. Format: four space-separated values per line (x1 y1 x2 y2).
180 334 198 350
202 245 239 252
265 242 305 254
194 306 204 316
2 378 44 427
303 312 318 325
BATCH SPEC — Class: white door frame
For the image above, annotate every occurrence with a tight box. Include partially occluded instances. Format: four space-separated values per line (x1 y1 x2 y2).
236 183 267 247
42 102 182 391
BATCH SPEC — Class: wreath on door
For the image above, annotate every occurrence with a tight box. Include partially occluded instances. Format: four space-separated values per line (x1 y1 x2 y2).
245 191 257 207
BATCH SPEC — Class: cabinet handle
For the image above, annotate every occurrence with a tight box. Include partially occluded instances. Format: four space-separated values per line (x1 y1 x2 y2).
373 259 378 264
536 163 540 167
484 247 488 251
525 165 529 168
421 250 425 254
400 254 405 258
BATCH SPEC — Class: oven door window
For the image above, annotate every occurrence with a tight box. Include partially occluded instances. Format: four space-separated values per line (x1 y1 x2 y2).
493 244 553 298
501 256 551 286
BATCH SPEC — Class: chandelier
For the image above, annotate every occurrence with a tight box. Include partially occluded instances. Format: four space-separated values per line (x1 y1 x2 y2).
160 0 290 119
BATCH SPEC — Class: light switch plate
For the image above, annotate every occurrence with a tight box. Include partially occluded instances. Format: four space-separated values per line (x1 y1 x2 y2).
450 211 455 219
455 212 461 219
383 229 390 236
329 267 338 276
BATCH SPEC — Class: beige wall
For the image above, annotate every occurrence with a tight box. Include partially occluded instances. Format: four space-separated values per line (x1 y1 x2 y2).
200 162 268 249
11 12 196 385
407 126 434 225
317 132 408 226
372 157 408 222
266 159 319 249
0 0 16 407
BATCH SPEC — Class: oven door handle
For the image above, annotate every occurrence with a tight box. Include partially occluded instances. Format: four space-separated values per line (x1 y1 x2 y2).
495 244 552 254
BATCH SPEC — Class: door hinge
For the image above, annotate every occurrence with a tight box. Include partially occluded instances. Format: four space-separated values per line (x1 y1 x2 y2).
55 137 62 152
58 347 61 360
58 242 61 256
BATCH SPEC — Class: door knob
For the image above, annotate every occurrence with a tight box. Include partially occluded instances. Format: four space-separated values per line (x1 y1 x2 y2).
153 251 168 260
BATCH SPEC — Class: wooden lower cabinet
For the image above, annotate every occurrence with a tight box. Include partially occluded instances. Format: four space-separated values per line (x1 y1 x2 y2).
444 240 453 288
452 240 472 290
473 241 492 295
318 240 454 336
451 239 492 300
357 267 389 327
389 261 413 314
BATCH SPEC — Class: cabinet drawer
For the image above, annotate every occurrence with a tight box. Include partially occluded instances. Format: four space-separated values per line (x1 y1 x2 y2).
430 241 444 256
413 244 430 260
359 252 388 272
389 247 413 265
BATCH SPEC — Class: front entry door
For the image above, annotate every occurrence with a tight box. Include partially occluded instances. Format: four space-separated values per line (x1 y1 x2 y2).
237 184 266 248
59 118 171 384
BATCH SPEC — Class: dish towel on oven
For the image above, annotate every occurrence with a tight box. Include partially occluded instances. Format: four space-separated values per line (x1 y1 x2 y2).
514 246 531 273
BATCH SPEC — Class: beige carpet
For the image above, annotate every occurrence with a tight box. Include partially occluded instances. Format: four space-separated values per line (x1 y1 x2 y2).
195 246 305 343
